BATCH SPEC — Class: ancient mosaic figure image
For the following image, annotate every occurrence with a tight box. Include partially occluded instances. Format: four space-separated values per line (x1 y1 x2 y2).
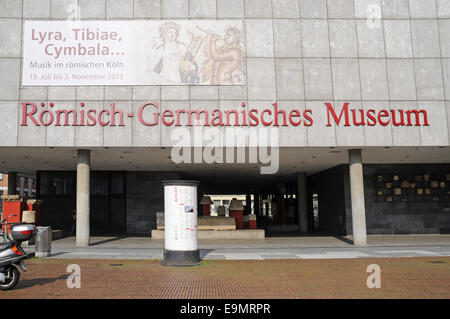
144 21 244 85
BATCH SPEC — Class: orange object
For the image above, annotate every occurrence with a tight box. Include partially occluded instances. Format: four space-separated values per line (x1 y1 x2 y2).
1 195 25 232
26 199 43 225
243 215 249 229
201 205 210 216
199 195 213 217
248 214 257 229
230 210 244 229
229 198 244 230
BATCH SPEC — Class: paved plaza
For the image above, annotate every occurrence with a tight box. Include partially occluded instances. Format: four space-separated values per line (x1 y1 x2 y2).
1 235 446 298
26 235 450 260
2 256 449 299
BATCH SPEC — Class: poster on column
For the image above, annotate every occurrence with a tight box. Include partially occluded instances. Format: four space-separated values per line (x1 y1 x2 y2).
22 20 244 86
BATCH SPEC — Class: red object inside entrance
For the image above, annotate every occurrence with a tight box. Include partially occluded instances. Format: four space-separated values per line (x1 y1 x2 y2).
230 210 244 229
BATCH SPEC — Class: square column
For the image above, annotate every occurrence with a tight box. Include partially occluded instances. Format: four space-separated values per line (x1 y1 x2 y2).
28 178 33 197
76 149 90 247
348 149 367 246
7 172 17 195
19 176 25 196
296 172 308 233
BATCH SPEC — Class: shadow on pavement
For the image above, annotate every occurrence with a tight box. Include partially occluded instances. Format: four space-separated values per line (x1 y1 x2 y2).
332 236 354 245
200 249 215 259
16 274 69 290
89 237 123 246
48 252 68 257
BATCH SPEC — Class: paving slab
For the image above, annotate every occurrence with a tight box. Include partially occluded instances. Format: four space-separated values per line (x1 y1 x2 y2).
24 235 450 260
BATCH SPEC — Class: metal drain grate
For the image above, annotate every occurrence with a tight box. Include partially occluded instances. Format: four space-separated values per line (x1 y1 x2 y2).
109 264 124 267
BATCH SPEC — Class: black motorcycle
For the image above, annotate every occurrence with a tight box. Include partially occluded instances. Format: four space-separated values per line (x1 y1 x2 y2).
0 220 35 290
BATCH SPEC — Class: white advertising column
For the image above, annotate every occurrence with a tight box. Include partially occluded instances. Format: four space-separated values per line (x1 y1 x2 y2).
162 180 200 266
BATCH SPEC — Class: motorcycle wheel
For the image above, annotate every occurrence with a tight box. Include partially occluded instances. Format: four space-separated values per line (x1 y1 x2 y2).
0 265 20 290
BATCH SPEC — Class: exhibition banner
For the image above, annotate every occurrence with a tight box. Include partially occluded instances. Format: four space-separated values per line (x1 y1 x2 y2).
22 20 244 86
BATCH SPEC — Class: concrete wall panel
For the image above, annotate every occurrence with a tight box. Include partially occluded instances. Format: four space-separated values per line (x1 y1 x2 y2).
329 20 358 58
381 0 409 19
303 58 333 100
419 101 448 146
300 20 330 58
103 100 132 146
79 0 106 19
334 101 365 146
414 59 445 100
75 100 104 147
359 59 389 100
0 0 447 148
363 101 393 146
356 20 385 58
386 59 417 101
300 0 327 18
306 101 336 146
0 101 18 146
23 0 50 18
391 101 421 146
437 0 450 18
384 20 413 58
0 59 20 101
132 100 161 146
273 19 302 57
273 0 300 18
46 100 75 146
0 19 22 57
275 58 304 100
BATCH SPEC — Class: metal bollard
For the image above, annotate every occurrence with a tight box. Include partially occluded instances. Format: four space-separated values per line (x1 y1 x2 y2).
35 226 52 257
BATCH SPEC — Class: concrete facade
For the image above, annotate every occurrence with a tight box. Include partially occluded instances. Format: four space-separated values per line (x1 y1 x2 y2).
0 1 449 240
311 163 450 235
0 0 449 148
126 171 181 234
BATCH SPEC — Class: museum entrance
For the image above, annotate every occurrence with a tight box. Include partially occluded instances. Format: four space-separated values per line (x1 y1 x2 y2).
90 172 127 234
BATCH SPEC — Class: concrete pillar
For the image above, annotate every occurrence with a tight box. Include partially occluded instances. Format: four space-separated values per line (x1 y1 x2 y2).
28 178 33 197
253 192 260 216
76 149 90 247
348 149 367 246
245 193 251 215
7 172 17 195
296 173 308 233
19 176 25 196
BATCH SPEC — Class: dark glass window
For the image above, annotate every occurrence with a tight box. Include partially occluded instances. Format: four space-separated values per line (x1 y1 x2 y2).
91 174 109 195
111 174 124 194
39 172 73 196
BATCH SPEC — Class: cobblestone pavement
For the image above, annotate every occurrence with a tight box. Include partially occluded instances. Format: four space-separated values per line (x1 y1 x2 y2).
2 257 450 299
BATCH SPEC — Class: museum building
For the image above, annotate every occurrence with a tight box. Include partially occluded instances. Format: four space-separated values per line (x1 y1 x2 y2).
1 0 450 247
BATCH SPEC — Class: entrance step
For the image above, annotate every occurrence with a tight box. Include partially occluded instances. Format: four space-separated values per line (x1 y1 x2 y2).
52 229 63 240
157 216 237 231
151 229 265 239
23 229 64 246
